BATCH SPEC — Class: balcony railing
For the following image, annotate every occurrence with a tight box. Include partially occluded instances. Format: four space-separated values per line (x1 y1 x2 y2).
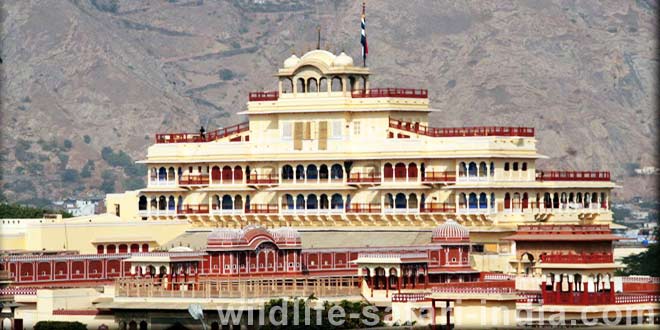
248 91 279 101
540 252 614 264
347 172 381 183
155 122 249 144
346 203 381 213
535 171 611 182
422 171 456 183
420 203 456 213
389 117 535 138
179 175 209 185
246 174 279 185
178 204 209 214
351 88 428 99
244 204 279 214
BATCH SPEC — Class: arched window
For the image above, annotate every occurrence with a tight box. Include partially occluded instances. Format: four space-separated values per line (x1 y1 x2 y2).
490 162 495 176
97 245 104 254
395 193 407 209
468 193 478 209
211 166 221 182
158 167 167 181
319 165 329 180
330 164 343 179
385 193 394 208
150 197 157 210
319 194 329 209
479 193 487 209
281 78 293 93
513 193 520 209
522 162 527 171
168 196 175 210
513 162 519 171
306 194 318 209
459 193 467 208
168 167 175 181
234 195 243 210
296 194 305 209
459 162 467 177
600 192 606 209
282 165 294 180
576 192 582 203
349 76 357 91
158 196 167 210
297 78 306 93
522 193 529 209
245 195 251 211
222 166 232 182
306 165 318 180
233 166 243 181
130 244 139 253
295 165 305 180
553 193 560 209
142 244 149 252
569 193 575 203
221 195 233 210
319 77 328 92
138 196 147 211
544 193 551 208
504 193 511 209
408 193 418 209
394 163 406 179
178 196 183 211
308 78 318 92
384 163 394 179
504 162 510 171
331 194 344 209
468 162 477 177
408 163 418 179
479 162 487 177
284 194 294 209
491 193 496 209
331 76 342 92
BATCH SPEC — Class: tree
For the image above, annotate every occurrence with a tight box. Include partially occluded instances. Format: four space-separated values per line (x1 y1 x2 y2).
63 139 73 150
34 321 86 330
0 203 73 218
618 228 659 276
83 135 92 144
219 69 235 81
61 169 80 182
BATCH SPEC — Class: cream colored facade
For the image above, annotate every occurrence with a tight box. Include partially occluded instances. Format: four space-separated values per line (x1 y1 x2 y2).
105 50 613 241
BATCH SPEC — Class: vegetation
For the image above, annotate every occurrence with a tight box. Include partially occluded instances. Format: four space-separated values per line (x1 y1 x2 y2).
219 68 235 81
101 146 146 178
101 169 116 193
83 135 92 144
34 321 87 330
61 169 80 182
123 177 145 190
617 228 659 277
14 138 34 162
63 139 73 150
81 160 95 178
0 203 73 219
259 297 384 329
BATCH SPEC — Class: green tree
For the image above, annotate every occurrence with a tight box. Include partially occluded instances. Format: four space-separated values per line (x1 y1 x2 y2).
219 68 235 81
34 321 87 330
63 139 73 150
61 169 80 182
618 228 659 276
0 203 73 218
83 135 92 144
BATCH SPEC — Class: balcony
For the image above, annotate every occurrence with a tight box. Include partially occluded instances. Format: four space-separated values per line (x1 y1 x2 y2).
210 205 244 216
179 174 210 186
155 122 249 144
347 172 381 184
346 203 381 214
149 178 176 186
248 91 279 101
422 171 456 183
244 204 279 214
351 88 428 99
535 171 611 182
246 174 279 185
281 208 345 216
178 204 209 215
420 203 456 213
540 252 614 264
389 117 535 138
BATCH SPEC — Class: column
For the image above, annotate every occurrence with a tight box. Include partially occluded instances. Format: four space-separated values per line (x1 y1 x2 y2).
385 274 389 298
370 272 375 298
431 299 436 330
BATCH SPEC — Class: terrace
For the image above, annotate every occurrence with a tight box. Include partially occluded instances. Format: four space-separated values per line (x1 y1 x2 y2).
389 117 535 138
155 122 248 144
535 170 611 182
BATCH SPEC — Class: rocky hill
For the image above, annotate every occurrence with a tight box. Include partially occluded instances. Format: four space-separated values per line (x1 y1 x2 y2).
0 0 657 205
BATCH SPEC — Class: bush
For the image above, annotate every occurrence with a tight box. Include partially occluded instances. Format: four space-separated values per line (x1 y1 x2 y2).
63 139 73 150
57 153 69 170
61 169 80 182
123 177 145 190
83 135 92 144
4 179 35 193
219 68 235 81
0 203 72 219
34 321 87 330
15 138 34 162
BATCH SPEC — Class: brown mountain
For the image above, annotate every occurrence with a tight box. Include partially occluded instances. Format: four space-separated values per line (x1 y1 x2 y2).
0 0 657 205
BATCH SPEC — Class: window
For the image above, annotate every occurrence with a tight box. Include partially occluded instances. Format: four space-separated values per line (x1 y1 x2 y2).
513 162 519 171
451 257 457 262
332 120 342 139
282 122 292 140
504 162 510 171
114 205 120 217
353 121 361 135
522 162 527 171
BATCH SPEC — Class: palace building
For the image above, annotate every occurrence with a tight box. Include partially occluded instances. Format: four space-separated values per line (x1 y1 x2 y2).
1 49 657 329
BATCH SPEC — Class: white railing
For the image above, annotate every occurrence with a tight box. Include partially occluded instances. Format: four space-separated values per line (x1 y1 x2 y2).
615 294 660 304
619 276 660 283
457 208 493 215
383 208 419 214
357 252 427 260
210 209 244 216
149 180 176 186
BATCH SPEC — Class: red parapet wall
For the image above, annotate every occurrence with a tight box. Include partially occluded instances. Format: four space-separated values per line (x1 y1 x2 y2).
155 122 249 144
248 91 279 101
540 252 614 264
389 118 535 138
535 170 611 182
351 88 428 99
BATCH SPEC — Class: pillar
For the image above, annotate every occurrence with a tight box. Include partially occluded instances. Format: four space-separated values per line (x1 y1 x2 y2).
385 275 389 298
431 299 436 330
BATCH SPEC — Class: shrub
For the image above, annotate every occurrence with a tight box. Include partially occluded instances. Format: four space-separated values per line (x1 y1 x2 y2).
63 139 73 150
34 321 87 330
83 135 91 144
61 169 80 182
219 69 235 81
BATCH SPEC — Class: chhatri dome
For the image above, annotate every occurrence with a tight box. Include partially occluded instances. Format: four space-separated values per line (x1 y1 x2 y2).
431 219 470 243
283 54 300 68
333 52 354 67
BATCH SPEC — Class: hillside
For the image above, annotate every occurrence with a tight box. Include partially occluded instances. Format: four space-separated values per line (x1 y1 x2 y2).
0 0 657 205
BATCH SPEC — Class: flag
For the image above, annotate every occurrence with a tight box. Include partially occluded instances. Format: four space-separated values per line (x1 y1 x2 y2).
361 2 368 66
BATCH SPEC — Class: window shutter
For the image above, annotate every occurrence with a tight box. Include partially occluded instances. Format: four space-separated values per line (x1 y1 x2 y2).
318 121 328 150
293 122 303 150
303 122 312 140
